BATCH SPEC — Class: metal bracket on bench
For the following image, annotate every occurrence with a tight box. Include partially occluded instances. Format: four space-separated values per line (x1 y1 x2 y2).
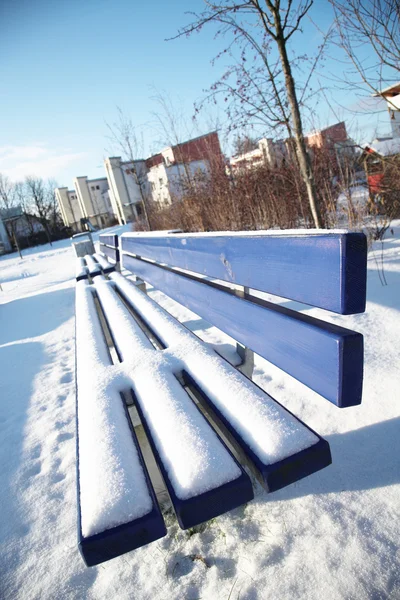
236 343 254 379
235 285 254 379
134 278 147 294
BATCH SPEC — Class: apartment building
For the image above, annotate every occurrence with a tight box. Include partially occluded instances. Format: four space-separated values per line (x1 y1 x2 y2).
56 132 224 229
230 122 351 171
55 187 82 231
56 176 115 231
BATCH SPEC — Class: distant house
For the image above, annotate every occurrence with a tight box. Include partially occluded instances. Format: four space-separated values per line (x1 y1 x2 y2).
0 206 46 250
229 122 353 171
145 132 223 207
361 138 400 195
373 82 400 139
56 132 224 229
0 215 12 253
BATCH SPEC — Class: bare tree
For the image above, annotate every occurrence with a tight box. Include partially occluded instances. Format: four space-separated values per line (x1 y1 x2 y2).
106 107 151 230
329 0 400 100
232 133 259 155
24 176 53 245
170 0 332 228
0 174 22 258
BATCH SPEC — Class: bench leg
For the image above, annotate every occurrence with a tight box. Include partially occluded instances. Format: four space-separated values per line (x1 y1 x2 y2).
236 343 254 379
135 278 147 294
235 285 254 379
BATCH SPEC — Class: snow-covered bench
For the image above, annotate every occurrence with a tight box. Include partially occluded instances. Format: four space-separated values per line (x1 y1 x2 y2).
99 233 120 267
75 230 367 567
75 253 115 282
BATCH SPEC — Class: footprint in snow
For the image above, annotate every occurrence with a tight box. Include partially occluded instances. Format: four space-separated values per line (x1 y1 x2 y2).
59 372 72 384
23 461 42 482
31 444 42 460
51 471 66 484
57 394 67 406
57 432 74 444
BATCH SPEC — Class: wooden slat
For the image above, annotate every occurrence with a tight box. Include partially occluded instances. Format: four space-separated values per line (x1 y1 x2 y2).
121 231 367 314
75 281 166 565
109 272 332 491
99 233 119 248
100 244 120 264
121 256 364 407
94 277 254 529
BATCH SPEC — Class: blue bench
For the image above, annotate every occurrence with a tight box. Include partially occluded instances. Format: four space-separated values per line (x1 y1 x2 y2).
99 233 120 266
75 229 367 566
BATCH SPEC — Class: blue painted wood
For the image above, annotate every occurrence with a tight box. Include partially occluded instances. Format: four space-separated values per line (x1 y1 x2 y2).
100 244 120 264
183 371 332 492
75 299 166 566
121 232 367 314
99 233 119 248
130 389 254 530
76 270 89 282
76 402 167 565
122 255 363 407
86 262 102 278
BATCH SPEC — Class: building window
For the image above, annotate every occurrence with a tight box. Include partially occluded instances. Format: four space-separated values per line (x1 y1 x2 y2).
91 186 95 190
159 178 163 186
96 185 100 190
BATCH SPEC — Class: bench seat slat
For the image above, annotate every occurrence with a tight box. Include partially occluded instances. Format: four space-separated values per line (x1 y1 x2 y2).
100 244 120 264
93 253 115 274
84 254 102 277
93 278 254 529
100 233 119 247
75 281 166 565
109 273 332 491
120 256 363 407
120 231 367 314
76 257 89 282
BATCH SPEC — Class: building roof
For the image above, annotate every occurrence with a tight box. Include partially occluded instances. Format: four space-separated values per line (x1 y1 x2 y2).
0 206 23 220
373 82 400 97
364 137 400 157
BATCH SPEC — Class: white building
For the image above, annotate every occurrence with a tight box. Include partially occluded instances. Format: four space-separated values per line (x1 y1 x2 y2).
374 82 400 138
56 177 116 231
0 216 12 252
55 188 82 231
104 157 148 225
145 132 223 206
230 137 292 171
56 132 224 230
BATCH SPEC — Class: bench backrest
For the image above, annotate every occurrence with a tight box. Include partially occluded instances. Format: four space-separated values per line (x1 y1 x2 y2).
119 231 367 409
99 233 119 264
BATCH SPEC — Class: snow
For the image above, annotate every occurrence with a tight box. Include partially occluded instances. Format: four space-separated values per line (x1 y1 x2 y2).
93 253 113 271
75 280 153 537
122 228 350 240
84 254 100 275
1 223 400 599
109 272 320 463
367 136 400 157
76 257 88 280
92 276 243 500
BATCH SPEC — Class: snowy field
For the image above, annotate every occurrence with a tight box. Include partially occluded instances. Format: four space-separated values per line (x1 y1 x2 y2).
0 224 399 600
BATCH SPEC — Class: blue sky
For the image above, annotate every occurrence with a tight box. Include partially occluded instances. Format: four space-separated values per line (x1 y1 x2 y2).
0 0 391 187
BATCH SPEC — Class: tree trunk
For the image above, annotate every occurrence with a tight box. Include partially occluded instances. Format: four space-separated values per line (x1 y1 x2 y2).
273 14 322 229
11 224 22 259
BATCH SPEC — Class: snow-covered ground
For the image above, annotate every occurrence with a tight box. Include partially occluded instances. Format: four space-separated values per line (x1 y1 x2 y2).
1 223 399 599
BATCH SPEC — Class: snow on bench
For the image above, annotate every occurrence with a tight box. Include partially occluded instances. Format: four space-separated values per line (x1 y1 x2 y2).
74 229 367 566
75 280 166 566
99 233 120 265
76 257 88 282
109 272 330 491
75 254 115 282
93 277 252 527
